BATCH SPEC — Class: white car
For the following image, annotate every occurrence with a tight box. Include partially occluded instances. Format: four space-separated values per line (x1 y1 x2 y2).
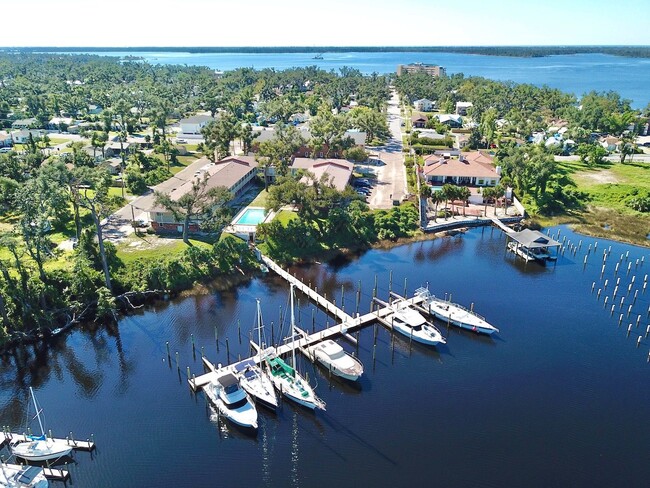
176 138 187 144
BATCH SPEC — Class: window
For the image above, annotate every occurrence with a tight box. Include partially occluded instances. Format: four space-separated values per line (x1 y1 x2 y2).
478 179 484 185
319 152 323 158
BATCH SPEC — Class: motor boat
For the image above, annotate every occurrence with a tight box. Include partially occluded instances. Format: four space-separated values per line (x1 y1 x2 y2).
204 373 258 430
306 339 363 381
388 299 446 346
0 464 48 488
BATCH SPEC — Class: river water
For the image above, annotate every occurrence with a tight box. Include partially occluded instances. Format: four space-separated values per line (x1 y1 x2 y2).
61 50 650 108
1 226 649 487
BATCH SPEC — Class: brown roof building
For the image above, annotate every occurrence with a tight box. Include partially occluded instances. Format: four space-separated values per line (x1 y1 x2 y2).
422 151 500 187
291 158 354 191
147 155 259 233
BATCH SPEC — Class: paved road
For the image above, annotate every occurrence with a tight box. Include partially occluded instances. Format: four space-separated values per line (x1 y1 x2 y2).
367 89 407 209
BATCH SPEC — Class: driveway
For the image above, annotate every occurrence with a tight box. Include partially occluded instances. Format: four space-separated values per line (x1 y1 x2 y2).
367 89 407 209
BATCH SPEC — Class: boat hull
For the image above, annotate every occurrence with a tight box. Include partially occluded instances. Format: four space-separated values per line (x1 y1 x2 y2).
429 309 498 335
314 356 362 381
11 440 73 462
392 321 445 346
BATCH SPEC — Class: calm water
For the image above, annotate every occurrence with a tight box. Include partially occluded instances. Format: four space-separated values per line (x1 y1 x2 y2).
1 225 649 487
65 50 650 108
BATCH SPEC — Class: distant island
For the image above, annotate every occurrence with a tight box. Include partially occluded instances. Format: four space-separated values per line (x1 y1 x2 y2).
3 45 650 58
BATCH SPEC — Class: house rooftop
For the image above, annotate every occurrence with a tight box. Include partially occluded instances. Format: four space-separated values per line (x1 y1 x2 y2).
423 151 498 179
292 158 354 191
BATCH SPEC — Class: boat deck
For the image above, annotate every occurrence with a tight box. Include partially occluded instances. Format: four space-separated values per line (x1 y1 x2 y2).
0 431 95 452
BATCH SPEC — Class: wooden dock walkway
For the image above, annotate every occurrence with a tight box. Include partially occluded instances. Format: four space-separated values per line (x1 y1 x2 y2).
490 216 515 233
188 255 429 392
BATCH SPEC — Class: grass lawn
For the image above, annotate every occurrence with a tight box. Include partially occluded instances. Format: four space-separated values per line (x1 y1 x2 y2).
274 210 297 226
47 137 70 145
541 159 650 246
249 189 269 207
115 235 212 264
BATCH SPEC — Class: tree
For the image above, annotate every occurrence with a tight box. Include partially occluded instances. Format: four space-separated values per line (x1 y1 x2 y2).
309 108 352 157
349 106 390 144
73 167 115 291
429 189 444 219
256 123 305 189
154 174 232 245
441 184 457 220
458 186 471 216
481 187 495 217
480 107 498 148
201 114 238 162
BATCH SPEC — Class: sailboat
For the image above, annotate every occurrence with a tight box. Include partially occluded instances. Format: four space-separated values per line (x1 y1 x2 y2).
265 285 326 411
232 299 278 411
0 463 48 488
10 388 73 462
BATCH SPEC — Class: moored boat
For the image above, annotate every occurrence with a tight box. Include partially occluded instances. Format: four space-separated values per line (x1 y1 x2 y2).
306 339 363 381
265 285 326 411
0 464 48 488
204 373 258 430
10 388 73 462
231 300 278 411
388 299 446 346
415 287 499 335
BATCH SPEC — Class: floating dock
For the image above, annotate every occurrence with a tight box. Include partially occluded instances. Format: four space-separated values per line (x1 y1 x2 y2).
189 254 429 391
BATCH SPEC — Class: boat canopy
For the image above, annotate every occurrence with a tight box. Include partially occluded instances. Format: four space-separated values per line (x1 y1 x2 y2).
217 373 239 389
509 229 561 249
233 358 257 373
15 466 43 484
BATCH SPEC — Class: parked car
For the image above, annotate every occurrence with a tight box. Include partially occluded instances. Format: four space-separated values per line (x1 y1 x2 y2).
176 138 187 144
356 187 371 195
353 179 371 188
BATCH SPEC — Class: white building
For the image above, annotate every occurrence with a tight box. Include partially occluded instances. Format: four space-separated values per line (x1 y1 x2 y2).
413 98 435 112
179 115 215 135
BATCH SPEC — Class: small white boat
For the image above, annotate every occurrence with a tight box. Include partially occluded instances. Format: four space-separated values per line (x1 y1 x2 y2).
388 299 446 346
10 388 73 462
204 373 258 430
0 464 48 488
306 339 363 381
416 287 499 335
231 300 278 411
265 284 326 411
507 241 535 262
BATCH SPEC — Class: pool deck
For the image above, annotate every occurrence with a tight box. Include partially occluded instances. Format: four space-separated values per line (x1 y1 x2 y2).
224 206 276 236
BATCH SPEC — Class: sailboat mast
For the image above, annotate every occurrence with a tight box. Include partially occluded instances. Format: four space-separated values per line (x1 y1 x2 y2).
256 298 262 353
290 284 296 368
30 387 45 436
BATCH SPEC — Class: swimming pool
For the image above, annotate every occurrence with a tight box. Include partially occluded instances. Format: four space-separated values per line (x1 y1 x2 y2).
233 207 267 226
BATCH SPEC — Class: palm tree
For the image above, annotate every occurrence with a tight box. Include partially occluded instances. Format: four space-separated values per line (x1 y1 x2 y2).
481 187 495 217
458 186 471 217
430 190 444 220
441 184 456 220
492 184 504 216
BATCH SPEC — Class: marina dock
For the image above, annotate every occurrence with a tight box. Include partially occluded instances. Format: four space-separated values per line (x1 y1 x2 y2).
189 254 429 391
0 430 95 452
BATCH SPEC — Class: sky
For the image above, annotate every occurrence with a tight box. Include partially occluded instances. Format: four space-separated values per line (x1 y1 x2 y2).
1 0 649 47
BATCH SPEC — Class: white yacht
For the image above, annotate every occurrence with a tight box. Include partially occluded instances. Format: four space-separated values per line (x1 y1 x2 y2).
507 241 536 262
388 299 446 346
265 285 326 411
0 464 48 488
204 373 258 430
416 287 499 335
306 340 363 381
231 300 278 411
10 388 73 462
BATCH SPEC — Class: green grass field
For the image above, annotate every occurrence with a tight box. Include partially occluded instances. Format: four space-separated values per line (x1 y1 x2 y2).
544 159 650 245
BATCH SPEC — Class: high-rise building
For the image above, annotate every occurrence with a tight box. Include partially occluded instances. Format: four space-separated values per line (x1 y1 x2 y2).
396 63 446 77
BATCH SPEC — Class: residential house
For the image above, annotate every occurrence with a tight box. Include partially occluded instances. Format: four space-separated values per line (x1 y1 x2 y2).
179 114 215 135
455 102 473 116
397 63 446 77
290 158 354 191
600 136 621 152
289 113 309 124
11 118 37 130
88 104 103 115
413 99 435 112
422 151 500 188
413 129 446 141
0 131 13 148
98 158 123 175
48 116 74 130
11 129 45 144
147 156 259 234
411 115 428 129
435 114 462 128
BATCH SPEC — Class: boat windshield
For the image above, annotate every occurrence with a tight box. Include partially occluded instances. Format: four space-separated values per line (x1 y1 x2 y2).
227 397 250 409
